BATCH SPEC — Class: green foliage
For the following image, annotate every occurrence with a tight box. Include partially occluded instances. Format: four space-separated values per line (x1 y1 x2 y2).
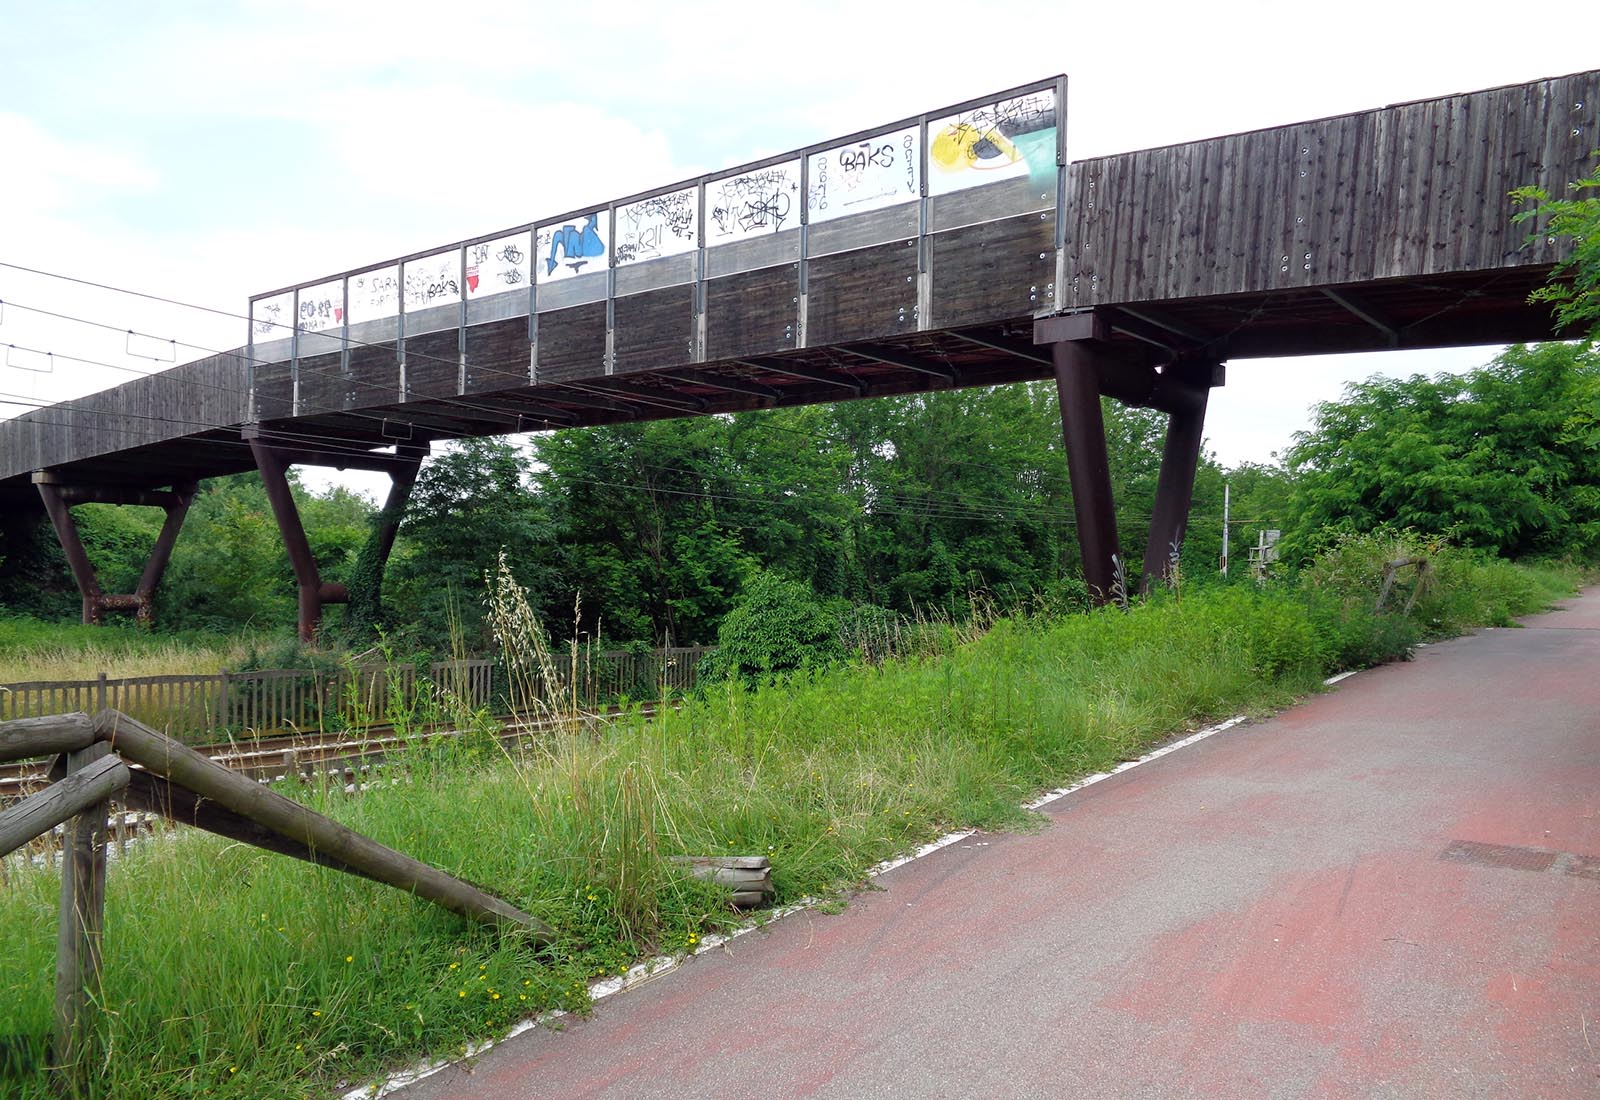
1283 343 1600 562
1291 529 1581 670
702 570 841 683
388 438 555 653
1513 157 1600 341
0 546 1573 1099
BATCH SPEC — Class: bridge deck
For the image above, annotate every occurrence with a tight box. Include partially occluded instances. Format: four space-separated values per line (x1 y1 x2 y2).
1 69 1595 504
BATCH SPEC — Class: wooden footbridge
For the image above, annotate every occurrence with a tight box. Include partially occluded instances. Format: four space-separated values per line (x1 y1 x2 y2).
2 70 1595 637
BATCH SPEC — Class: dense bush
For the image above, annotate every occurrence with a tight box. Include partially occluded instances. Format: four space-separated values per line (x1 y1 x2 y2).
701 571 842 683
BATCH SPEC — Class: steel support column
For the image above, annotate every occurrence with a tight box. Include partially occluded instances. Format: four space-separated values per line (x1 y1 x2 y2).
1050 340 1122 602
32 473 197 626
1140 364 1214 593
370 453 423 574
249 437 426 643
250 439 343 643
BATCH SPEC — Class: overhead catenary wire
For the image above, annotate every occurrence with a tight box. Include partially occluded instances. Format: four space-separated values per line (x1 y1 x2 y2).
0 287 1143 505
0 264 1258 532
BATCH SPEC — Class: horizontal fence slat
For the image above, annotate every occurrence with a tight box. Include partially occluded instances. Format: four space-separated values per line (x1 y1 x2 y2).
1 648 711 744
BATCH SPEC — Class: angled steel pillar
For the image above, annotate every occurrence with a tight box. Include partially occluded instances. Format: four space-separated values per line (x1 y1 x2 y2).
247 434 427 643
32 472 198 626
1039 311 1225 603
1048 333 1123 602
1140 361 1220 593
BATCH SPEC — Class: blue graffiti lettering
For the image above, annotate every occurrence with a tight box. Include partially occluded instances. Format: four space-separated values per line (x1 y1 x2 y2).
545 213 606 275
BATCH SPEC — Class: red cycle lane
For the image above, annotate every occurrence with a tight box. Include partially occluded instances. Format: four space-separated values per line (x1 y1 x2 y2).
397 593 1600 1100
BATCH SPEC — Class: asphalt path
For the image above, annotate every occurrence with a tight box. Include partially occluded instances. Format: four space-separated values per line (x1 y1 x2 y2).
398 592 1600 1099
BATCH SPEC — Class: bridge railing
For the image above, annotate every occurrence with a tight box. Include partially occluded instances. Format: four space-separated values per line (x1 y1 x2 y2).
0 648 711 745
247 76 1068 422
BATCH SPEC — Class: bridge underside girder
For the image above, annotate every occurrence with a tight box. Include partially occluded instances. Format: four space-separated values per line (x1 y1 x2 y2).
246 432 427 644
2 261 1572 631
32 472 198 626
3 263 1562 496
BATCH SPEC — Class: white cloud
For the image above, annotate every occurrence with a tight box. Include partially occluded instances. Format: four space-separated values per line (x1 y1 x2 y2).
1 0 1592 455
0 113 159 221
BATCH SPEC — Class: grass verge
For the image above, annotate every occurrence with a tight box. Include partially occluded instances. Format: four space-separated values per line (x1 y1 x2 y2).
0 558 1583 1099
0 615 267 684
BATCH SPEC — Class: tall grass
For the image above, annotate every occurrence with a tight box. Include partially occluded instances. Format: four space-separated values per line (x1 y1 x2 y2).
0 615 265 684
0 554 1582 1099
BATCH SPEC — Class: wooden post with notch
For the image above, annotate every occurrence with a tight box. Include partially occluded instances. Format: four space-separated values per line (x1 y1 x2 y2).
53 741 114 1092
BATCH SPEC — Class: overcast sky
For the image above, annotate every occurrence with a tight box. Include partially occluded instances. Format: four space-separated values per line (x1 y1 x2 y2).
0 2 1591 497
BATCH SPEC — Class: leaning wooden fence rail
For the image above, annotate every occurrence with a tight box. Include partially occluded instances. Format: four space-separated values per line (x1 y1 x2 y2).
0 709 547 1092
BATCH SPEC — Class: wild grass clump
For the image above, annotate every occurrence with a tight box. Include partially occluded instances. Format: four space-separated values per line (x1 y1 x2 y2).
1291 530 1583 670
0 615 266 684
0 550 1580 1099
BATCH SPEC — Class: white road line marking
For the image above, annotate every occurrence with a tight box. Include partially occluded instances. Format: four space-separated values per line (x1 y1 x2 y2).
343 708 1260 1098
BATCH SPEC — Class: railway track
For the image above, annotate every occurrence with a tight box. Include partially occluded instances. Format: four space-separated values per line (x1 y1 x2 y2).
0 704 658 804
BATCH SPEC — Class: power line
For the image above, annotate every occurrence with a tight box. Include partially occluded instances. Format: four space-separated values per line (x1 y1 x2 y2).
0 264 532 387
0 267 1254 531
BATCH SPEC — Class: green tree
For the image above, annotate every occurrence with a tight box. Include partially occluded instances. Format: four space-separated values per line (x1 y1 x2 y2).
1283 343 1600 562
162 474 298 631
829 382 1076 612
388 438 554 651
704 569 841 683
1513 158 1600 341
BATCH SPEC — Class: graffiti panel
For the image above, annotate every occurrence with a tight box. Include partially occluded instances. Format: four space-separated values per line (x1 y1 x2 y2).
705 161 801 245
927 89 1058 197
536 212 610 282
295 280 343 334
466 232 532 298
348 266 400 325
251 292 293 344
404 251 462 312
616 186 698 265
807 126 920 223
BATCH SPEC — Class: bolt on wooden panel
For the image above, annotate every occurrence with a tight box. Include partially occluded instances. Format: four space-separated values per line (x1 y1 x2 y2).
614 285 696 374
805 240 919 346
534 301 609 384
930 212 1055 329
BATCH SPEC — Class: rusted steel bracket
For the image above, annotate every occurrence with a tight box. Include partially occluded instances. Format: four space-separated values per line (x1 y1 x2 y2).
246 432 426 642
32 471 197 627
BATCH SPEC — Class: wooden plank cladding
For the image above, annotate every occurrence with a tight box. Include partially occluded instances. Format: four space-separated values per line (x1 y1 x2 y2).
344 343 400 410
614 285 695 374
0 352 248 481
930 213 1055 329
705 265 798 361
402 331 461 400
462 318 530 395
293 352 347 416
253 362 293 421
534 301 608 384
1069 68 1600 307
806 240 918 346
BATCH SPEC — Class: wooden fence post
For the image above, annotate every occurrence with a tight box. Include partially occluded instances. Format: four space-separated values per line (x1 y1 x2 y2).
217 670 232 735
54 741 113 1093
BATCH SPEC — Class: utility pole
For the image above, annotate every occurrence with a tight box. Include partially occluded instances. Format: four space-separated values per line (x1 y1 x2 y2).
1220 482 1230 577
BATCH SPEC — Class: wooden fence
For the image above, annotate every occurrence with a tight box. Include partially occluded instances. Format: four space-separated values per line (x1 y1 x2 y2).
0 648 711 745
